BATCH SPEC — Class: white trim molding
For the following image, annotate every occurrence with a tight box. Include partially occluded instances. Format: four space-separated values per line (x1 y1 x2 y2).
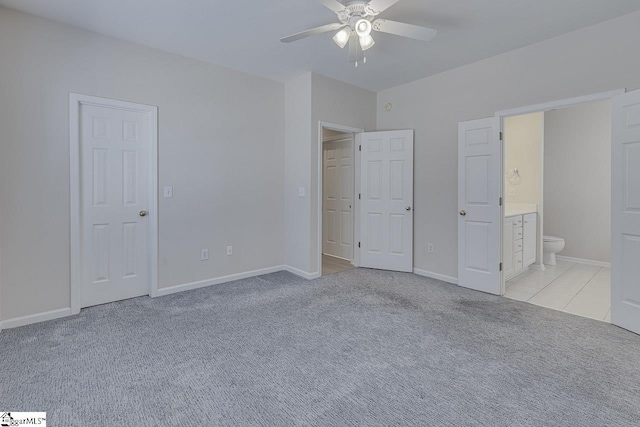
495 89 625 118
285 265 321 280
555 256 611 268
413 268 458 285
69 93 159 314
0 264 320 332
155 265 320 297
317 121 364 277
0 308 72 330
156 265 287 297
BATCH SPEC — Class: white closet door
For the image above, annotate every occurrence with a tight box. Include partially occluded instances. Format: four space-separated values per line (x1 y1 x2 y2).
458 117 502 295
81 103 151 307
323 136 354 260
359 130 414 272
611 89 640 334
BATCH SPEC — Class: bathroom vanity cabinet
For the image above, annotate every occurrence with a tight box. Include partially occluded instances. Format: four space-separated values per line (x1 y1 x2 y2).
504 213 537 280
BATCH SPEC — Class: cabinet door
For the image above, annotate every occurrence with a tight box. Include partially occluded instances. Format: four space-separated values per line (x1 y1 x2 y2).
523 213 537 267
503 217 516 279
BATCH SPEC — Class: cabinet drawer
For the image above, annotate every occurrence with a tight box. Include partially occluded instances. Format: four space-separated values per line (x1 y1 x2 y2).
513 239 523 252
514 228 523 240
515 251 523 270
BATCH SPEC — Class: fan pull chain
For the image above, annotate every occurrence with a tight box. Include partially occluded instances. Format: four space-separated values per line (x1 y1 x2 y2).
355 41 367 68
355 40 359 68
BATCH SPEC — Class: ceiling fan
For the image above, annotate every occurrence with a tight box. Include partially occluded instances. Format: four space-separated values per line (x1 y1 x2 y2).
280 0 437 65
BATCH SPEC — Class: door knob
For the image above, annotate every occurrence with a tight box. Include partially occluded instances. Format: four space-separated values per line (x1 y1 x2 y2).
405 206 412 211
139 210 148 217
459 210 467 216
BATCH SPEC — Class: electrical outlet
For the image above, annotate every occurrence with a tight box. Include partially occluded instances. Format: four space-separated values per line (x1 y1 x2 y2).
509 187 516 197
201 249 209 261
226 246 233 256
427 243 434 254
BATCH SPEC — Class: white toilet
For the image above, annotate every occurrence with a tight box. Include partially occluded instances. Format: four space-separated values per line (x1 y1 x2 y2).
543 236 565 266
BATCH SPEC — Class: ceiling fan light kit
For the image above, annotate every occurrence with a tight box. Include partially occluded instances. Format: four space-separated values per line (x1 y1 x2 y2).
280 0 437 67
333 27 352 48
359 34 375 51
355 18 372 37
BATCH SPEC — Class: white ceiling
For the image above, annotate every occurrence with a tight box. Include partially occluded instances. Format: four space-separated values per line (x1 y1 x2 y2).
2 0 640 91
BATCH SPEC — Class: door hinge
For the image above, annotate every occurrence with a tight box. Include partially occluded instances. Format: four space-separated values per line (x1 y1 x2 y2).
359 193 361 200
499 131 503 141
499 262 503 272
358 242 361 248
499 197 503 206
359 145 362 151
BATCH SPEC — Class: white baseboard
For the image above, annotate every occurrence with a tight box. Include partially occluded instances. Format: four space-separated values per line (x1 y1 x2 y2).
555 256 611 268
156 265 288 297
413 268 458 285
0 264 322 332
0 307 72 331
284 265 321 280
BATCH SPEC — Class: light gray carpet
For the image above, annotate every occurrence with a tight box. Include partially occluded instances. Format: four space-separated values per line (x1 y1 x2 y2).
1 269 639 426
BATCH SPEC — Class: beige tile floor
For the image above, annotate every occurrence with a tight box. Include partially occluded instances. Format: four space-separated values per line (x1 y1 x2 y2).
505 261 611 322
322 254 355 276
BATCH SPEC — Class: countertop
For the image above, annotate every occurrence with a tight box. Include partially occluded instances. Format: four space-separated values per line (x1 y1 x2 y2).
505 203 537 218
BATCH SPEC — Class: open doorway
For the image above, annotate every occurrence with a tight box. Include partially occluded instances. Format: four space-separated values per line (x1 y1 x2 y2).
318 123 415 277
321 127 357 276
459 89 640 335
502 100 612 322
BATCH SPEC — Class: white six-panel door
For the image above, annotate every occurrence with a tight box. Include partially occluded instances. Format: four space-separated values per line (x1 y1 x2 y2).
458 117 502 295
80 103 151 307
323 136 354 260
360 130 414 272
611 89 640 335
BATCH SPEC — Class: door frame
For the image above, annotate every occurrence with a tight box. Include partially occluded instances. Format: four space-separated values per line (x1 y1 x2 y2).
317 121 364 275
495 89 625 295
69 93 159 315
321 132 355 262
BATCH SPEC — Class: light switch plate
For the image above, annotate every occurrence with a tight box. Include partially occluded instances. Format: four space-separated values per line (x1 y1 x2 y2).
164 186 173 198
298 187 305 198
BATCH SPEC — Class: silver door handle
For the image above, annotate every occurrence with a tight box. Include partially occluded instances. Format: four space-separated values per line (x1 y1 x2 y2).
139 210 148 217
406 206 412 211
459 210 466 216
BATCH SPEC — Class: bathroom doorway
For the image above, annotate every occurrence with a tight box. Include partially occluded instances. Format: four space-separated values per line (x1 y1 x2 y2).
500 99 612 322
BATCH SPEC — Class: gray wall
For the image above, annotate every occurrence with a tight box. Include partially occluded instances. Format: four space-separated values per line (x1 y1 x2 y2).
284 73 312 273
284 72 376 275
309 73 377 274
0 7 285 320
377 11 640 279
544 100 611 263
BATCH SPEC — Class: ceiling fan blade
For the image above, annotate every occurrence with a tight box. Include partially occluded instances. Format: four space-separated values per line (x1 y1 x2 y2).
366 0 400 14
320 0 347 13
280 23 345 43
372 19 437 42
